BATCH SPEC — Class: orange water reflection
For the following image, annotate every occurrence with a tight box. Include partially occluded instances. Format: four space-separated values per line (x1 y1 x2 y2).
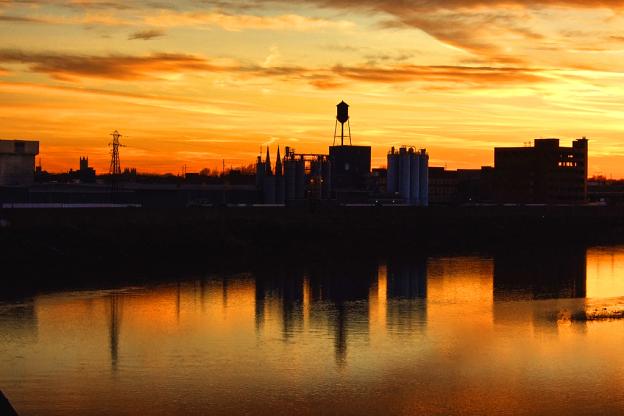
2 247 624 415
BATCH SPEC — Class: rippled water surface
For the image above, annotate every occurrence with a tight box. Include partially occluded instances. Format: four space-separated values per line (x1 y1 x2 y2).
3 246 624 415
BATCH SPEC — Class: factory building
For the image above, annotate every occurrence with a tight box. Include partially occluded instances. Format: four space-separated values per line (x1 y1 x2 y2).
387 146 429 206
257 146 331 204
0 139 39 186
328 101 371 202
494 138 588 203
428 167 494 205
329 145 370 192
256 101 373 204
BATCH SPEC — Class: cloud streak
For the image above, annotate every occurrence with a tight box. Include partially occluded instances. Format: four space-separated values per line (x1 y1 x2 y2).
275 0 623 64
142 11 354 31
0 49 549 89
128 28 165 40
0 50 226 81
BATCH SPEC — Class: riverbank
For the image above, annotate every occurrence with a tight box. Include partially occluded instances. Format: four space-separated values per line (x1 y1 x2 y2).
1 205 623 295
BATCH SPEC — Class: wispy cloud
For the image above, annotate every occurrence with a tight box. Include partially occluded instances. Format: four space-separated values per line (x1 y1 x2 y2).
128 28 165 40
0 49 551 88
143 11 355 31
0 14 47 23
270 0 624 64
0 7 355 34
0 50 227 81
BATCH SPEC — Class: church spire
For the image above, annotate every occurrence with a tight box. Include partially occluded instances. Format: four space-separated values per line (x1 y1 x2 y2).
265 146 272 176
275 146 282 176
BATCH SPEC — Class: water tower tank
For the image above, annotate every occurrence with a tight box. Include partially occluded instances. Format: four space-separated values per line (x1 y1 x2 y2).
337 101 349 124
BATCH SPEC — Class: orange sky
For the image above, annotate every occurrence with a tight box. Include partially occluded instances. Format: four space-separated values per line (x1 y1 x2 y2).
1 1 624 175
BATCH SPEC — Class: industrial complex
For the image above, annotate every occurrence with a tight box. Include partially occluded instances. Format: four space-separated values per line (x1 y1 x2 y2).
0 101 603 208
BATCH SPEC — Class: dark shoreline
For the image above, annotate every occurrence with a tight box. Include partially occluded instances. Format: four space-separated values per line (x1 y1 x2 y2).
1 205 623 298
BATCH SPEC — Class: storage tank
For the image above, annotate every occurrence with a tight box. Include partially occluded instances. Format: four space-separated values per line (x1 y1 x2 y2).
387 147 398 194
398 147 411 202
419 149 429 206
322 158 331 199
284 159 296 201
295 158 306 199
409 150 420 206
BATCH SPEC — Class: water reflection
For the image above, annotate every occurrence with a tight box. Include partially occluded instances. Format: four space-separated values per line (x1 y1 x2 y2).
0 302 37 344
493 247 587 301
385 258 427 335
3 247 624 415
108 295 122 372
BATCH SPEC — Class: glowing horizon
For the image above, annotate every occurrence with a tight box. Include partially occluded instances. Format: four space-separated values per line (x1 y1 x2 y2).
1 1 624 176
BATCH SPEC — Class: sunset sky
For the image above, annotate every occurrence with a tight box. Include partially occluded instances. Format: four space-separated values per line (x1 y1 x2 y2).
1 1 624 175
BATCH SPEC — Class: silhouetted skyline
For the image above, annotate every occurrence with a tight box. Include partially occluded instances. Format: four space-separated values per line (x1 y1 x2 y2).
1 2 624 176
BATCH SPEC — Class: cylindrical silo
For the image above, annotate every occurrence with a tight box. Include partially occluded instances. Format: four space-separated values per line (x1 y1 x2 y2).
387 147 398 194
419 149 429 207
295 158 306 199
284 159 296 201
398 147 411 203
322 158 331 199
409 149 420 206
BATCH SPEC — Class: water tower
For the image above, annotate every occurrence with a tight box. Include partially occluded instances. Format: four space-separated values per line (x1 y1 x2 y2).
329 101 371 197
334 101 352 146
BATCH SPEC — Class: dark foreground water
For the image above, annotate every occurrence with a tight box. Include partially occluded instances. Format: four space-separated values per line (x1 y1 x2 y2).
2 246 624 415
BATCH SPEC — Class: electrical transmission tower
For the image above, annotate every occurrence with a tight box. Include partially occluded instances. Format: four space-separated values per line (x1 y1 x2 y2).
108 130 125 175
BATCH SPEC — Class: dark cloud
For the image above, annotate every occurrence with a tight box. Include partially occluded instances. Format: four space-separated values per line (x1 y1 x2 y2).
307 0 624 11
63 1 134 10
128 28 166 40
0 50 224 81
0 14 46 23
0 49 547 89
331 64 545 86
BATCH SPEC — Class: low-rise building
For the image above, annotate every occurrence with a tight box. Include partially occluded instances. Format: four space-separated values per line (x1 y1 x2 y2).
0 140 39 186
494 138 588 203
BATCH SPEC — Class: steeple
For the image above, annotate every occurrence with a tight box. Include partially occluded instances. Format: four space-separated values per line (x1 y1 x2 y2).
265 146 272 176
275 146 282 176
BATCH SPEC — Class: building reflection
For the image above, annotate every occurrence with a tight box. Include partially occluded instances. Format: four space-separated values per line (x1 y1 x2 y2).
306 260 376 365
254 264 306 339
385 257 428 334
0 301 38 344
85 247 593 372
253 259 377 364
493 247 587 301
252 256 426 364
108 294 122 372
492 247 588 332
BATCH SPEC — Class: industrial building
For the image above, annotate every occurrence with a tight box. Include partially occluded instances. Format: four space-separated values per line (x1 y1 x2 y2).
256 101 372 204
387 146 429 206
494 138 588 203
0 140 39 186
428 167 494 205
256 145 331 204
255 103 434 206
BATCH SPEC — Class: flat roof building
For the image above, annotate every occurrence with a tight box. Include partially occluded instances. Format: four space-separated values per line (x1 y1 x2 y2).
0 140 39 186
494 138 588 203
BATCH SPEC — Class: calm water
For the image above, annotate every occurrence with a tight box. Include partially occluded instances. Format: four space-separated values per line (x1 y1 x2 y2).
3 247 624 415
